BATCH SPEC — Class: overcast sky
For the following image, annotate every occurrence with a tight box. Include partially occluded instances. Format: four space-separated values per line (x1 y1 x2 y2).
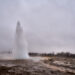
0 0 75 53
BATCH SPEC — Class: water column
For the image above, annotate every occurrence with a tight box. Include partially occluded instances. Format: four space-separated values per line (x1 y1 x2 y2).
14 21 29 59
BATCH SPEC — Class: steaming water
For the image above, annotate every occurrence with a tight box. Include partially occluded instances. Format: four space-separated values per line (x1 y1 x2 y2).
14 21 29 59
30 57 42 62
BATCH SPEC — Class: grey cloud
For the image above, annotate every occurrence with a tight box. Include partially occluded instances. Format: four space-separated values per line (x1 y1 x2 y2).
0 0 75 53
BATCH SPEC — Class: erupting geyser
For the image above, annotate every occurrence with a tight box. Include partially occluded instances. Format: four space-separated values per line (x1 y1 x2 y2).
14 21 29 59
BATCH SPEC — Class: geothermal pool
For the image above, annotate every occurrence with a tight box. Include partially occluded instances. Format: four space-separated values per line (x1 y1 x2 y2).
30 56 47 62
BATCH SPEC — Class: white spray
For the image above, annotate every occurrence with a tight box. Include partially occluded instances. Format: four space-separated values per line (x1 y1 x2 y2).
14 21 29 59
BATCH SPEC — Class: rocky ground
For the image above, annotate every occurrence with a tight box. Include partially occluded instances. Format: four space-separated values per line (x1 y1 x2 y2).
43 57 75 75
0 59 74 75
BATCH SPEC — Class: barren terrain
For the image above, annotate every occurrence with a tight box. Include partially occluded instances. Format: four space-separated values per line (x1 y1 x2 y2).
0 57 75 75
